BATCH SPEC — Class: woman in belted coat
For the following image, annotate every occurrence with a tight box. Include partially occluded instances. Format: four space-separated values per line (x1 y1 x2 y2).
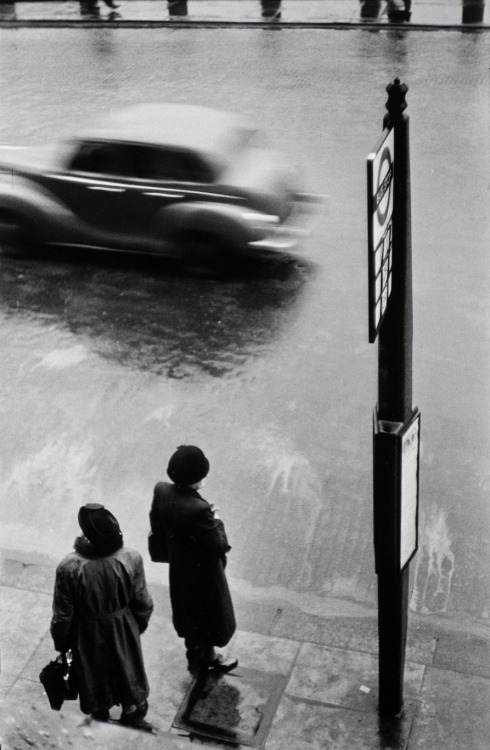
149 445 237 673
50 503 154 727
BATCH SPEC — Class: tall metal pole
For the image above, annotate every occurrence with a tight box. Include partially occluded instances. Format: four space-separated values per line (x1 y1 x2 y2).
375 79 412 717
379 81 412 423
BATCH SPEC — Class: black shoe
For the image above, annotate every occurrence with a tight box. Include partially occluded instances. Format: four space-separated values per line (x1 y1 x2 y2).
120 700 152 730
91 709 110 722
208 655 238 673
120 716 154 732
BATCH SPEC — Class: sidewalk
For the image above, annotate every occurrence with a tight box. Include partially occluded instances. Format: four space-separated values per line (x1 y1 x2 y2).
0 0 488 27
1 547 489 749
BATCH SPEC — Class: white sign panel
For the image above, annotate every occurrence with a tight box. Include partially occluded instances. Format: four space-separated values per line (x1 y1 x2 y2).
367 126 394 343
399 411 420 569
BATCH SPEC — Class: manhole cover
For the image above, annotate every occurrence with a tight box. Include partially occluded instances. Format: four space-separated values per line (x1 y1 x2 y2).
173 667 287 747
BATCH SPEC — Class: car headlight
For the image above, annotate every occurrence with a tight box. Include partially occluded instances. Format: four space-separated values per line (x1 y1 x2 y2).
241 212 280 224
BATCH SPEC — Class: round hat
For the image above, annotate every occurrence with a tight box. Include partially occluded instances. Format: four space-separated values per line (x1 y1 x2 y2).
167 445 210 486
78 503 123 552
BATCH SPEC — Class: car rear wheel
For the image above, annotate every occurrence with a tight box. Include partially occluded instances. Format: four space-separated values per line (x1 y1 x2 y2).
0 211 33 257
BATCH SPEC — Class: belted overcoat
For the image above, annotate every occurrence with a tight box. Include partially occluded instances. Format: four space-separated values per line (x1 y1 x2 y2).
50 536 153 715
149 481 236 647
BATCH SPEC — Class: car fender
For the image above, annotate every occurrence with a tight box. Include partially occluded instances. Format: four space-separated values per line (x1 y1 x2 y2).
0 175 73 241
155 201 279 249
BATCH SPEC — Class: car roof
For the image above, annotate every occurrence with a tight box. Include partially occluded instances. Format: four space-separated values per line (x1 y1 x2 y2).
77 103 249 154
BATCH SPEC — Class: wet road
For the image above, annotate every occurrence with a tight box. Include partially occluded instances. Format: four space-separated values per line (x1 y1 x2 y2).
0 27 488 625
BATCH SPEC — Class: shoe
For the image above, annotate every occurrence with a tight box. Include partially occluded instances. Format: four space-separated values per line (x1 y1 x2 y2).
120 700 153 731
121 716 154 732
91 709 110 722
208 655 238 673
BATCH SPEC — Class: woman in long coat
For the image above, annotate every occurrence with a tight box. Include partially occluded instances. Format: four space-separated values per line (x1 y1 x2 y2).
50 503 154 726
149 445 237 673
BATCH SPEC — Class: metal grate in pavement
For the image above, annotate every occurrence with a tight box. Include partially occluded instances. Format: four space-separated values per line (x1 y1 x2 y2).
173 667 287 747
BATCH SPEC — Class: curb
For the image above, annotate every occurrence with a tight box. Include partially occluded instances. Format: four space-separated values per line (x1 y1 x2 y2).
0 0 488 29
1 19 489 28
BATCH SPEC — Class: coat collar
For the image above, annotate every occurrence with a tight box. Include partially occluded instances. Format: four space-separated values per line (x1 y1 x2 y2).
74 534 109 559
172 483 203 500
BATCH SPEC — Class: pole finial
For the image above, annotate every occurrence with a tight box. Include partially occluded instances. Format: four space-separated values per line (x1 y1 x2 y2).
384 79 409 126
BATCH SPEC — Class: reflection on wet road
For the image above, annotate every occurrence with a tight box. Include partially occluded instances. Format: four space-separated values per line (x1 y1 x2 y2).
0 252 312 378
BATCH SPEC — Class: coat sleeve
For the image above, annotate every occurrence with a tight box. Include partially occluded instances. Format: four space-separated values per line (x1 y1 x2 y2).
148 483 170 562
129 552 154 634
50 560 76 653
193 505 232 558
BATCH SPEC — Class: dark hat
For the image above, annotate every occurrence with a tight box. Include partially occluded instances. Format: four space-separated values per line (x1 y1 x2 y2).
78 503 123 552
167 445 210 486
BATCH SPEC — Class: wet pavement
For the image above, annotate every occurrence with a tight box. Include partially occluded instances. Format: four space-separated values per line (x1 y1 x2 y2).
0 0 488 27
0 547 489 749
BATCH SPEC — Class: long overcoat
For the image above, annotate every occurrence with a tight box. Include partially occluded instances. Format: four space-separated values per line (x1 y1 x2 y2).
149 481 236 647
50 536 153 715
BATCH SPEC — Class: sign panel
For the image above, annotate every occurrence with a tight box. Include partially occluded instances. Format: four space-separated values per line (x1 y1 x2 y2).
367 126 394 343
399 410 420 569
372 408 421 574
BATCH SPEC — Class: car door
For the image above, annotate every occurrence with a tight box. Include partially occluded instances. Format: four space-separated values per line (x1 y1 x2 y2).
41 139 143 250
123 145 216 250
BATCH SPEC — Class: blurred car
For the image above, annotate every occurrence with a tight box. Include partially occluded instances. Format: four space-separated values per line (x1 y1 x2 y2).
0 103 320 266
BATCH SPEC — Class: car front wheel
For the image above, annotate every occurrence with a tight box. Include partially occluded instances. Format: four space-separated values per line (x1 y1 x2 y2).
181 230 232 277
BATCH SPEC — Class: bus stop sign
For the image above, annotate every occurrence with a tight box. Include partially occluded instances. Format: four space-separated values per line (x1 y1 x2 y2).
367 126 394 343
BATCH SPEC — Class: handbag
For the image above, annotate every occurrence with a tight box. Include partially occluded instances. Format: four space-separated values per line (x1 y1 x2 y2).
148 529 169 563
148 496 175 563
39 650 77 710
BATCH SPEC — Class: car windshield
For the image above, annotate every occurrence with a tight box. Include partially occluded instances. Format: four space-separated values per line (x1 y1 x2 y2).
219 126 264 157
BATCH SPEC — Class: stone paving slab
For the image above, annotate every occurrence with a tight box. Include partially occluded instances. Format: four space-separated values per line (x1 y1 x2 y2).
433 630 490 679
227 629 301 675
0 553 55 595
408 667 490 750
0 693 192 750
265 694 419 750
286 642 424 709
0 585 52 679
270 607 439 664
